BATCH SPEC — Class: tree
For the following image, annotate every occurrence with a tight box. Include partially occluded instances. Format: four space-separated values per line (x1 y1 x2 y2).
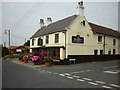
23 40 30 46
2 46 9 57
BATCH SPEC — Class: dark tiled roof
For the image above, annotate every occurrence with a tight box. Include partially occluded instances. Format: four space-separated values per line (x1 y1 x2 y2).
10 46 30 50
89 22 120 37
30 14 77 38
30 14 120 39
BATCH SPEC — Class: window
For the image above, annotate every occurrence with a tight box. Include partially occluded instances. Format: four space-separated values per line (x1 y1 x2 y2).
81 20 85 26
38 38 43 46
83 20 85 26
113 39 116 45
46 35 49 44
100 50 103 55
98 36 102 42
32 39 34 46
55 34 59 43
94 50 98 55
108 49 111 55
113 49 116 54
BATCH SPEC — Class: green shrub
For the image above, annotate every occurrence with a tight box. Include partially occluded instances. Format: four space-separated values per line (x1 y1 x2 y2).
2 55 20 59
44 57 53 62
19 54 24 60
2 47 9 57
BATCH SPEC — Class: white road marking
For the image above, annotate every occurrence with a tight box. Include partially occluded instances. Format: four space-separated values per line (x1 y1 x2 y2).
88 82 98 85
103 65 118 69
76 79 85 82
70 70 94 74
53 73 58 75
47 71 52 73
59 74 65 77
42 70 45 72
66 76 74 79
102 85 113 89
72 75 80 78
83 78 92 81
96 81 106 84
110 84 120 88
64 73 71 76
104 70 120 74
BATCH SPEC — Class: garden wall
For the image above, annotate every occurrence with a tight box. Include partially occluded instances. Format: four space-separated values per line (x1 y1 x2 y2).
60 55 120 65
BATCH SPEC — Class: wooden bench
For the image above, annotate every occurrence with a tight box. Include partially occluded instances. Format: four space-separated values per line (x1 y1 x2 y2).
69 59 76 64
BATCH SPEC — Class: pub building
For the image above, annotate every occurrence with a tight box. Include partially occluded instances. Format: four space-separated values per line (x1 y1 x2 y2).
30 2 120 62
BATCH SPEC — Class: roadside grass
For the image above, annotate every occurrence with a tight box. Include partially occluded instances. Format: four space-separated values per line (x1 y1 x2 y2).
2 54 20 60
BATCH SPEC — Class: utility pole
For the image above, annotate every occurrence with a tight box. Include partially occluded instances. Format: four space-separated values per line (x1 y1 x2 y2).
4 42 6 47
5 30 10 54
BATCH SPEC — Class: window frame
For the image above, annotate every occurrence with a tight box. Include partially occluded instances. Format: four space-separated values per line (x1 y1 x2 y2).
98 36 102 42
100 50 103 55
32 39 34 46
108 49 111 55
46 35 49 44
94 50 98 55
113 39 116 45
113 49 116 54
55 34 59 43
38 38 43 46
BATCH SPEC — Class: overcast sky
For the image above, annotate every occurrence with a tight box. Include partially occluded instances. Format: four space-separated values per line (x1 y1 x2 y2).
1 0 119 47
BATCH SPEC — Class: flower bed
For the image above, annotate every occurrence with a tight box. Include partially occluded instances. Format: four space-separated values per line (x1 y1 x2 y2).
52 57 61 65
32 56 44 65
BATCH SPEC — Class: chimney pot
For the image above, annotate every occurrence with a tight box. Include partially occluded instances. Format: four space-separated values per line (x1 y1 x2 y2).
76 1 84 16
46 17 52 26
39 19 44 28
40 19 44 23
81 1 83 6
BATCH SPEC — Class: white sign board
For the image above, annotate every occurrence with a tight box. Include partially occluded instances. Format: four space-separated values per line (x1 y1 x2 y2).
16 49 22 52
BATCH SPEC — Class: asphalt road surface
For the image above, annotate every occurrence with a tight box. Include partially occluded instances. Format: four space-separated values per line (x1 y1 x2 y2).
2 60 120 89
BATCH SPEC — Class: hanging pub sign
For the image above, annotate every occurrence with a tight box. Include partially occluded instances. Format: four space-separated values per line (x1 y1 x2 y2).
72 35 84 43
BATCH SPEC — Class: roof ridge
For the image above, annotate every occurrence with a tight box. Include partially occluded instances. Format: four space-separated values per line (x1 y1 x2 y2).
30 14 77 38
48 14 77 26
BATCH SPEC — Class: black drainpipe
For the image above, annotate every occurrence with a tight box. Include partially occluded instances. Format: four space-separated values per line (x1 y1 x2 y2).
64 30 67 59
103 34 106 55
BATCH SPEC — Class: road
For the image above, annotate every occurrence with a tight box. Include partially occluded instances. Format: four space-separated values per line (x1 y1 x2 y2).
2 60 120 89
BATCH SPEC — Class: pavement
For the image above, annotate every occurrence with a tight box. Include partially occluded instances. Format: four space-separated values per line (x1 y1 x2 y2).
10 59 44 67
2 59 120 89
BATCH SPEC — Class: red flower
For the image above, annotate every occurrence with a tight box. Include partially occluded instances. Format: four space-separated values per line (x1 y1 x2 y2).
30 55 33 57
41 50 47 56
57 57 60 60
53 57 56 59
